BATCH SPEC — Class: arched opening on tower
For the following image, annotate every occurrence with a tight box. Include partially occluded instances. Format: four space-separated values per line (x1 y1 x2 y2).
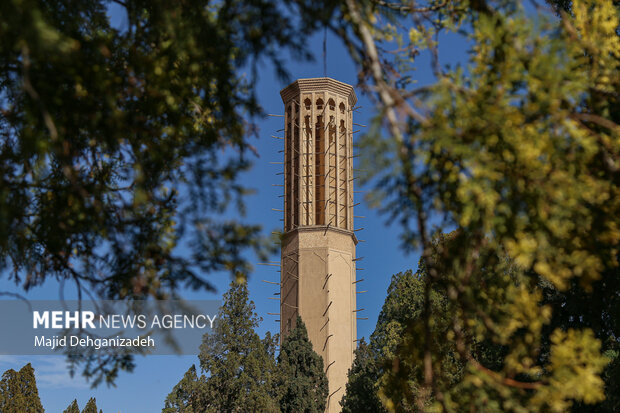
316 98 324 111
328 98 335 111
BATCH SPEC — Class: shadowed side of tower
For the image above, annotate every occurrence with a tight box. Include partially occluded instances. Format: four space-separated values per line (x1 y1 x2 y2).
279 78 358 413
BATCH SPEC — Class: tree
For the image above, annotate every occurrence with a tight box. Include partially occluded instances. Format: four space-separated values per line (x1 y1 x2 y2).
321 0 619 410
372 236 531 410
340 270 421 412
198 281 280 412
340 339 384 413
2 0 617 409
164 281 280 412
0 0 310 385
81 398 98 413
63 399 80 413
344 234 618 412
341 260 466 412
541 268 620 412
0 363 44 413
162 365 203 413
277 316 328 413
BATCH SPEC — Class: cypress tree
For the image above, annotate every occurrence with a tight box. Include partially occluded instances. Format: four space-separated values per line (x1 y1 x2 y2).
0 363 44 413
162 365 203 413
340 267 460 411
63 399 80 413
81 397 98 413
164 281 280 412
340 339 385 413
338 271 422 412
198 281 280 412
277 316 328 413
0 368 24 413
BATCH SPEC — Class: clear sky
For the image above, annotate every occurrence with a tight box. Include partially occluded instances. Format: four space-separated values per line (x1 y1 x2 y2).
0 11 472 412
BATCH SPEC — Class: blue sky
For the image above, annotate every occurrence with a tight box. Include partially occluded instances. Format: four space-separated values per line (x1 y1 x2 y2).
0 13 473 413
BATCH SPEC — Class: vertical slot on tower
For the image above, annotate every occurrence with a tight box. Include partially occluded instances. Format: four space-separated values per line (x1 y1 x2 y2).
315 114 325 225
285 104 292 231
304 114 313 225
293 110 300 228
339 118 348 229
329 114 337 227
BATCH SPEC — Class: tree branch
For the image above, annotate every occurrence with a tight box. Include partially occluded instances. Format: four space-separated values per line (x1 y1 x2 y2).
21 45 58 141
372 0 449 13
345 0 429 137
470 358 542 390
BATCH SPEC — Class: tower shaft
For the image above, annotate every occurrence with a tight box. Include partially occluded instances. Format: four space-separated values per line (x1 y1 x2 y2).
280 78 358 413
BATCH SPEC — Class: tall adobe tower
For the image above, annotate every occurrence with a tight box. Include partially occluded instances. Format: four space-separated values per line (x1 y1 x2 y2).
279 78 358 412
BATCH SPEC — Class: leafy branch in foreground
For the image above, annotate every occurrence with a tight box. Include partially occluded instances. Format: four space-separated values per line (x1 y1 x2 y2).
343 237 619 412
324 0 619 411
0 0 315 384
0 0 308 301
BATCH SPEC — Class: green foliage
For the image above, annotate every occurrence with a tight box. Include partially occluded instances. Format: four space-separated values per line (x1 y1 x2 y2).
332 0 620 410
164 281 280 412
0 0 310 386
375 264 464 411
277 316 328 413
340 338 385 413
198 281 280 412
81 397 98 413
0 0 303 298
162 365 202 413
164 287 330 413
342 263 467 412
343 237 619 412
63 399 80 413
541 268 620 412
0 363 44 413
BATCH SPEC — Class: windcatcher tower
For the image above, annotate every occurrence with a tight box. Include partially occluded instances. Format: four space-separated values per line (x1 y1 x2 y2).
279 78 358 412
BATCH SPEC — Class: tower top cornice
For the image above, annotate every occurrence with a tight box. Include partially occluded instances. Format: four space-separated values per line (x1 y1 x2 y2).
280 77 357 106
